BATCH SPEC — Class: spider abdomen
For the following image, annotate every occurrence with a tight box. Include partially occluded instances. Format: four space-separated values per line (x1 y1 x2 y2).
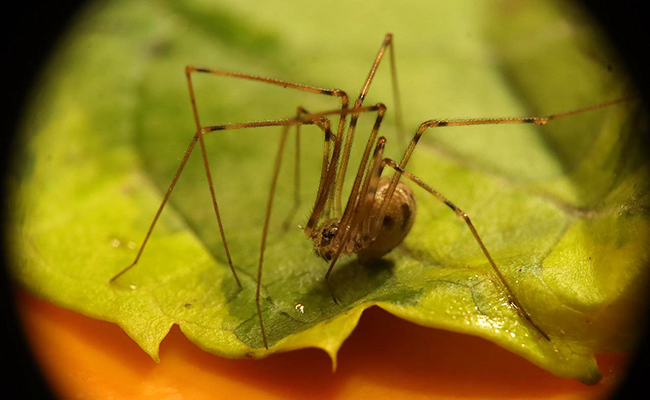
357 177 416 261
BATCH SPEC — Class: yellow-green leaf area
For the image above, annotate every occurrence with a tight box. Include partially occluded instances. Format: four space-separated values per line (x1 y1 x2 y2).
8 0 649 384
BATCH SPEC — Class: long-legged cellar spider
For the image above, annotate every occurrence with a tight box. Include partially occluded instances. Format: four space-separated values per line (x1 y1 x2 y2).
110 34 631 349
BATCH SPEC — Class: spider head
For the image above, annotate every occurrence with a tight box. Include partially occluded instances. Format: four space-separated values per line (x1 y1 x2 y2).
312 219 341 261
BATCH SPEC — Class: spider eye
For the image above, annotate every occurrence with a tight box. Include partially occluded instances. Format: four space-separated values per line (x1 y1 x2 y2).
322 228 335 239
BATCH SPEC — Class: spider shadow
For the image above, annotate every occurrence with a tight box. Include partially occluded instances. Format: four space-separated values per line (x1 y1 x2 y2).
305 256 397 313
224 252 397 349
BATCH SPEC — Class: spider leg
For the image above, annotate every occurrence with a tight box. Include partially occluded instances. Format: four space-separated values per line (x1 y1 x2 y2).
109 133 199 283
363 97 634 339
184 66 350 285
378 96 636 222
282 107 335 229
109 117 326 286
334 33 405 215
381 158 551 341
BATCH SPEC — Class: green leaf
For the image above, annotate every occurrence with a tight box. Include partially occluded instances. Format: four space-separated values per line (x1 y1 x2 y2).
9 0 649 384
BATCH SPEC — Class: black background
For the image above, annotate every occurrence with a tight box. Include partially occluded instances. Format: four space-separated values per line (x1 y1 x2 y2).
1 1 648 399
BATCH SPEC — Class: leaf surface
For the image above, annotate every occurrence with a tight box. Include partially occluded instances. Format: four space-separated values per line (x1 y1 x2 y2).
9 0 650 383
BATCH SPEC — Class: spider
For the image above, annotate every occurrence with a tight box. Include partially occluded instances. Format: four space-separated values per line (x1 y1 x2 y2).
110 33 631 349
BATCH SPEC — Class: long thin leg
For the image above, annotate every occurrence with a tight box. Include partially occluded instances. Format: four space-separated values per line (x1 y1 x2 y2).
333 33 404 215
109 117 327 283
109 133 200 283
257 124 291 349
358 97 634 337
254 113 345 347
185 66 350 284
356 137 389 240
337 103 387 231
381 158 550 341
388 35 406 146
377 97 636 226
282 107 313 230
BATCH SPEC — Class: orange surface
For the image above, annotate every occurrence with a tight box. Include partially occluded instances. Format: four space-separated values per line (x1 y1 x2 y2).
16 288 627 400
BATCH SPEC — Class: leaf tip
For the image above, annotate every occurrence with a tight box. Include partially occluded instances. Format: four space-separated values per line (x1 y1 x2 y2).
327 348 338 373
578 365 603 385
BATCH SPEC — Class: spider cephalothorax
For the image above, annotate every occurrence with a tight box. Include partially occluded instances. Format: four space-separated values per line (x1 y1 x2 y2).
312 219 341 261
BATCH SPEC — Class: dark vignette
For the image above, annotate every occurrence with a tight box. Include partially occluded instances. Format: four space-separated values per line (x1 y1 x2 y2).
0 1 647 399
581 3 650 398
1 2 86 398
